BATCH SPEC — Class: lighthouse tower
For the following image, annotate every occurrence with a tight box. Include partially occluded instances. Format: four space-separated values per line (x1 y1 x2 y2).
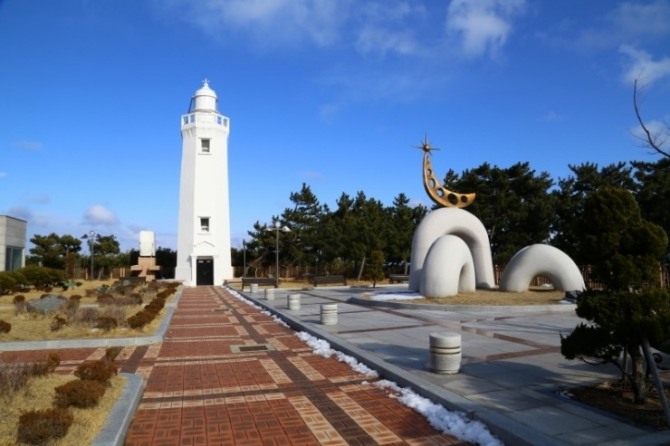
175 80 233 286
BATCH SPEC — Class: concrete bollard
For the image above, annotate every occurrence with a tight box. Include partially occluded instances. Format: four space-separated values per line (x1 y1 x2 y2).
429 332 462 374
264 288 275 301
288 293 301 310
250 283 258 293
320 303 338 325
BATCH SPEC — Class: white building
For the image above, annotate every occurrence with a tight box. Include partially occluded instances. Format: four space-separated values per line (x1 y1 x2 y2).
175 81 233 286
0 215 26 272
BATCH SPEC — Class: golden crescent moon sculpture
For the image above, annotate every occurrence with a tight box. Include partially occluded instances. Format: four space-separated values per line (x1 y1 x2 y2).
418 135 475 208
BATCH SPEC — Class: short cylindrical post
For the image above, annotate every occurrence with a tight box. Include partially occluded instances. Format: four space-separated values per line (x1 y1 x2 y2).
429 333 461 374
320 303 338 325
250 283 258 293
288 293 301 310
264 288 275 301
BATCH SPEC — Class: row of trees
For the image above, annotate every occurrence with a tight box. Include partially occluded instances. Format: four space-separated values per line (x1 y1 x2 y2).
27 233 176 279
26 156 669 280
234 155 669 279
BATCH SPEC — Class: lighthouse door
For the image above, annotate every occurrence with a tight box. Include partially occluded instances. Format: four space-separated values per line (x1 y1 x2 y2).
196 257 214 285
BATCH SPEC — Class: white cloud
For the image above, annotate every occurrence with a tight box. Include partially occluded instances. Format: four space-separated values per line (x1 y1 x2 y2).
353 2 426 56
620 45 670 85
83 204 119 226
538 110 565 123
11 140 43 151
445 0 526 58
166 0 346 48
608 1 670 39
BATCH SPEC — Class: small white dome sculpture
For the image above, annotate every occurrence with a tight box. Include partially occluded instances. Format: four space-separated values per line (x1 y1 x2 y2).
420 234 476 298
499 244 585 293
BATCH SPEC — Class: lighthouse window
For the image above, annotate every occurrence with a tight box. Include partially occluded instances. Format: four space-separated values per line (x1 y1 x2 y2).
201 139 210 153
200 217 210 232
216 116 223 125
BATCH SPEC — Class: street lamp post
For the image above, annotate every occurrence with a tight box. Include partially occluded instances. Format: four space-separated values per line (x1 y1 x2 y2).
88 230 96 280
242 239 247 276
269 221 290 282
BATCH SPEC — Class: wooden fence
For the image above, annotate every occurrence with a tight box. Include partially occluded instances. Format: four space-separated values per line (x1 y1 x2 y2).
72 264 670 289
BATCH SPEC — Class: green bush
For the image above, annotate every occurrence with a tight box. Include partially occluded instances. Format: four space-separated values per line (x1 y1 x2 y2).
17 408 73 444
0 319 11 333
54 379 106 408
74 360 117 383
0 271 16 294
19 265 65 290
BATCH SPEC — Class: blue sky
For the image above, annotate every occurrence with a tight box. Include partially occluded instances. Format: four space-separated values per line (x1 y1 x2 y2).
1 0 670 252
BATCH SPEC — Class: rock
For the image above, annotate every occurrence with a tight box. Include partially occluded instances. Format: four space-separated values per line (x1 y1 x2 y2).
27 295 67 314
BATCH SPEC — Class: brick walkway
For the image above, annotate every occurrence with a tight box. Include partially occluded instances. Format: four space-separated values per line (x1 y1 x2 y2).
2 287 471 446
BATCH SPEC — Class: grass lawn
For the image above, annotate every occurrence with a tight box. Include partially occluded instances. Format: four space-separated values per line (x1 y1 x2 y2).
0 373 125 446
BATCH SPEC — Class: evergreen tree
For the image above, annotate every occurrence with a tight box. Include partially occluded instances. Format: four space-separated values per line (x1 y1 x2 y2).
364 250 386 287
560 187 670 404
387 193 427 273
280 183 324 272
443 162 555 264
632 158 670 257
551 162 634 263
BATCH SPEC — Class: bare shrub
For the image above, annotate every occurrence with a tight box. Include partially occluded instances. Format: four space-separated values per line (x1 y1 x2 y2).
100 307 128 328
75 307 100 324
0 319 10 333
31 353 61 376
95 316 118 331
65 295 81 317
74 360 117 383
51 315 67 331
17 408 74 444
0 362 32 394
54 379 106 408
105 346 123 363
13 295 26 314
96 293 116 305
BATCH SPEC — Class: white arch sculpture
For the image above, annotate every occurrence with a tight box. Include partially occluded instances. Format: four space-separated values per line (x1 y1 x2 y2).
420 234 476 298
409 208 495 292
499 244 585 293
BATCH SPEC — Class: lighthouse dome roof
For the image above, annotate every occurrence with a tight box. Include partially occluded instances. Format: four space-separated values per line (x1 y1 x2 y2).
192 80 218 112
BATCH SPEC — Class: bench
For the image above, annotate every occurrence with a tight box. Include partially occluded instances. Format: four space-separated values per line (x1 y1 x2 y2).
389 274 410 284
241 277 278 291
312 275 347 287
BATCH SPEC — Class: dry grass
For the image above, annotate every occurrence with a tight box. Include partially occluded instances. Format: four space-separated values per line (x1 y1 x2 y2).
361 287 567 306
0 307 168 341
0 280 177 341
0 280 114 305
0 374 125 446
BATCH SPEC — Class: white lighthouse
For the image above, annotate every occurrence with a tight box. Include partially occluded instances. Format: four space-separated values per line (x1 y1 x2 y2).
175 80 233 286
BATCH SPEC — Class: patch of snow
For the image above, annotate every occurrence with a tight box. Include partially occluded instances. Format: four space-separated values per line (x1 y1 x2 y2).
226 286 502 446
368 291 424 301
226 288 289 328
375 379 503 446
296 332 502 446
296 331 378 377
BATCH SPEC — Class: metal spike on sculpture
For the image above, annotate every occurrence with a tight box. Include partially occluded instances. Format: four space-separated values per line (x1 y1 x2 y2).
417 135 475 208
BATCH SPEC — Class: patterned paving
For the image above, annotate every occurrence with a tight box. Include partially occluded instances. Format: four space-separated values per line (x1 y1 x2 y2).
1 287 471 445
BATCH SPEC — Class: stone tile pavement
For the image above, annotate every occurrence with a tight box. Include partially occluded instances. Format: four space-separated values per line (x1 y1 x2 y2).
0 286 473 446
